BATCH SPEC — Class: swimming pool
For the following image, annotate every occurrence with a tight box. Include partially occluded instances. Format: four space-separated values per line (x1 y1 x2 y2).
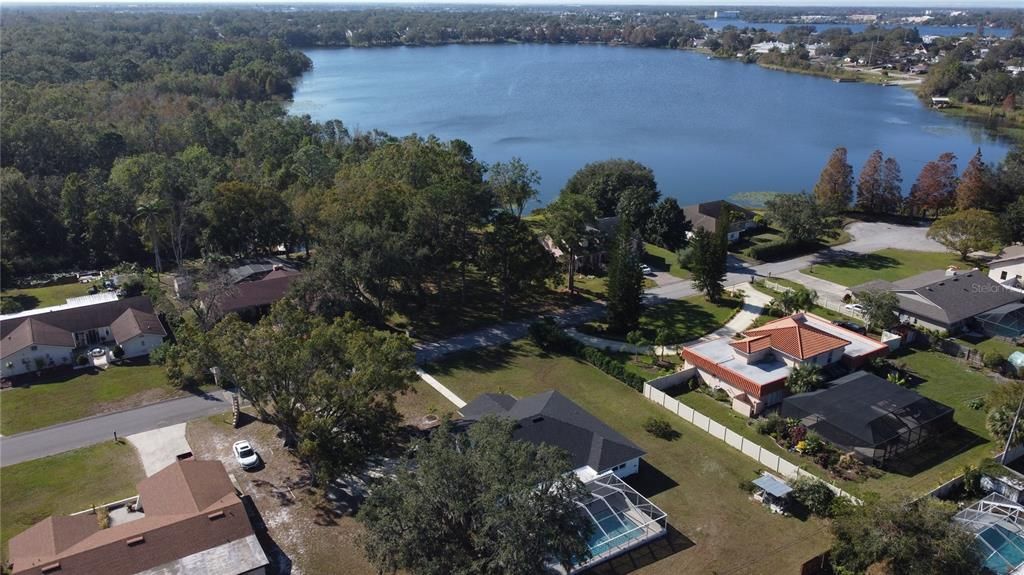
588 511 640 557
978 524 1024 574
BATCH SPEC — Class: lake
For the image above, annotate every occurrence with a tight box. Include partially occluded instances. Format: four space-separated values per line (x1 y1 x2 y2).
698 19 1013 38
290 44 1012 205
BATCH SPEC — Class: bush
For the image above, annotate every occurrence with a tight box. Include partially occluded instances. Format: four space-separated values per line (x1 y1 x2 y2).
76 354 89 366
790 477 836 517
755 413 787 436
111 345 125 359
0 296 23 314
745 239 814 262
528 320 646 392
983 351 1007 372
711 388 730 403
967 397 985 410
643 416 678 440
149 343 170 366
95 507 110 529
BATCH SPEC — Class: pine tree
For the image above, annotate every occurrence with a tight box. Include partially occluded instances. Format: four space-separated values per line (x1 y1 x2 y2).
910 152 958 217
813 147 854 214
605 224 644 335
955 149 990 211
879 157 904 214
855 150 884 213
689 228 726 302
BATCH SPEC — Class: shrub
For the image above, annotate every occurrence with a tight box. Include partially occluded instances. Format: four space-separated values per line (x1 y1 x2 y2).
149 343 170 366
790 477 836 517
643 416 678 440
76 354 89 366
745 239 814 262
967 397 985 410
95 507 110 529
687 377 701 392
755 413 787 436
111 345 125 359
738 479 757 493
983 351 1007 372
0 297 23 314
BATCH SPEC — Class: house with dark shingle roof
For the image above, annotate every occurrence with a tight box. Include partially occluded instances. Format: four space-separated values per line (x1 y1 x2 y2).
205 269 301 321
8 459 269 575
852 268 1023 335
459 390 645 481
682 200 758 243
0 296 166 379
681 312 889 416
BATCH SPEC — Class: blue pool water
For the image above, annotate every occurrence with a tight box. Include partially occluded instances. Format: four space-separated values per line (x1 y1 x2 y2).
979 524 1024 574
588 512 640 557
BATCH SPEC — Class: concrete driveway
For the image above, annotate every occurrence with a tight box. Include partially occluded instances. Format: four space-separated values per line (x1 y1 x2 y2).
126 422 192 476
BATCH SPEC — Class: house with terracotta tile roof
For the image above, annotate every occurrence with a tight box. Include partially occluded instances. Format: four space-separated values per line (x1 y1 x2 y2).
0 296 167 379
681 312 889 416
8 459 269 575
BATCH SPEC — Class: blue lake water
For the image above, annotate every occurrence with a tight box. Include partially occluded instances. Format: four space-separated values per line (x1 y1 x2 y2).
290 44 1012 204
698 19 1013 38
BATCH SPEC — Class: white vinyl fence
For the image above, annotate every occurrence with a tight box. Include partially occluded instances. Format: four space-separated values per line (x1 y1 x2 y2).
643 383 861 503
763 280 864 321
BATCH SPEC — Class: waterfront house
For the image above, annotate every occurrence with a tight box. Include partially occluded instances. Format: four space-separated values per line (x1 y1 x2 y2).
682 200 758 243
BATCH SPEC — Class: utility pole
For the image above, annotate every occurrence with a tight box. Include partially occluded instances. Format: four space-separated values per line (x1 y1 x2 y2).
1001 394 1024 464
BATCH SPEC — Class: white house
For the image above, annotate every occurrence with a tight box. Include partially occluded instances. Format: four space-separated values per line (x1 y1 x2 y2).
1 296 166 379
990 246 1024 289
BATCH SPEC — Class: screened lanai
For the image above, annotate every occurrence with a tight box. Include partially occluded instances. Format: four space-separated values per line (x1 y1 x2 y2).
976 303 1024 339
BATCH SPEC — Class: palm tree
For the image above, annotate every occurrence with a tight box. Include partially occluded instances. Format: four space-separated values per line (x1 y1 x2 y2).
135 196 167 273
785 364 824 394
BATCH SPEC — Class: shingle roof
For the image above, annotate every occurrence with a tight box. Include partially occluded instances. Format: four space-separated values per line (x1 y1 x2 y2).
992 245 1024 267
9 460 264 575
213 271 300 315
744 314 850 360
460 390 645 474
682 200 756 234
0 296 157 342
1 318 76 357
109 308 166 343
853 270 1022 327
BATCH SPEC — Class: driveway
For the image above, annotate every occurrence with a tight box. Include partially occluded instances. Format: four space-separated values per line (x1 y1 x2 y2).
126 422 193 476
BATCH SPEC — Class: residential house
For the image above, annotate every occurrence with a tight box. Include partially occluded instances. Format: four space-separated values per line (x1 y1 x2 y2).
852 268 1023 336
681 312 889 416
206 269 301 321
541 215 622 272
459 390 667 573
751 41 793 54
0 296 166 379
989 246 1024 289
460 390 646 481
8 459 269 575
682 200 758 243
780 371 955 466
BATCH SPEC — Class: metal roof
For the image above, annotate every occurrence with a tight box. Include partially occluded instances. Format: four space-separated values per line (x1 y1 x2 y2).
752 473 792 498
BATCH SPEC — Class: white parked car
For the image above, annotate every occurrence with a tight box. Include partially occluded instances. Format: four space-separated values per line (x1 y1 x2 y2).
844 303 866 313
232 440 260 470
639 264 653 275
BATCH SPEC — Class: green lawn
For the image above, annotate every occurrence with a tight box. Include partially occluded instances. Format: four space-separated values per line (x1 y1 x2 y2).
957 337 1022 359
574 274 656 300
1 282 92 311
1 364 182 435
643 243 691 279
583 294 741 343
1 441 144 563
801 249 963 287
426 340 831 574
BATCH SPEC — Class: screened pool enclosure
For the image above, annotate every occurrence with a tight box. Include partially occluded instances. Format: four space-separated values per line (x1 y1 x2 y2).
955 493 1024 575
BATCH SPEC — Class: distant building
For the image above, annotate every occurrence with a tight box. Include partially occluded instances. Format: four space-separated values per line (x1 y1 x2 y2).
714 10 740 19
751 41 793 54
682 200 758 243
989 246 1024 288
8 460 269 575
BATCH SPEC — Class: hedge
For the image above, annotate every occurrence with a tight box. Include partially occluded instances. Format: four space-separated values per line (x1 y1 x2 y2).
745 239 816 262
529 319 647 391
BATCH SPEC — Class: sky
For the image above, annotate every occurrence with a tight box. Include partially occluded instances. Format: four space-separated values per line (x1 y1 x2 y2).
5 0 1023 8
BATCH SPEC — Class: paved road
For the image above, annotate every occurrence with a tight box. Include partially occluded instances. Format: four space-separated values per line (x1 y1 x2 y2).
0 390 231 467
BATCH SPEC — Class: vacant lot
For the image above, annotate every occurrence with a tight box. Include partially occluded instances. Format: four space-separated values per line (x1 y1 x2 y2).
1 363 182 435
1 282 93 311
427 340 831 574
1 441 144 563
186 380 453 575
801 249 962 287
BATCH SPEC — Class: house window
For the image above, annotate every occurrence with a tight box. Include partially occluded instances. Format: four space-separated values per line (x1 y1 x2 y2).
1002 271 1009 280
30 345 37 351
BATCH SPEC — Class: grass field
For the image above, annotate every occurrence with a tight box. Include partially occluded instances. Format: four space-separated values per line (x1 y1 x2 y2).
1 441 144 563
426 340 831 574
1 282 92 311
1 364 181 435
583 294 740 344
574 274 657 300
643 243 691 279
801 249 962 287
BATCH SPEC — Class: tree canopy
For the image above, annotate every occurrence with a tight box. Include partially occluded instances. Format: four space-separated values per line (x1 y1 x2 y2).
927 209 1002 260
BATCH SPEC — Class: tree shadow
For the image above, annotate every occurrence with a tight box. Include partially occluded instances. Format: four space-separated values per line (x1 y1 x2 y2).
625 460 679 499
242 494 294 575
810 251 900 271
3 293 40 311
424 342 525 376
582 524 694 575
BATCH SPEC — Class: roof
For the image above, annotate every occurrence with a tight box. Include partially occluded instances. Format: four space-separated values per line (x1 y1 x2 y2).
109 308 166 343
9 460 265 575
1 317 76 356
0 292 119 322
744 314 851 360
682 200 756 234
854 270 1022 327
213 270 300 315
225 258 297 285
992 245 1024 268
780 371 954 448
752 473 793 497
459 390 645 474
1 296 157 342
729 334 772 354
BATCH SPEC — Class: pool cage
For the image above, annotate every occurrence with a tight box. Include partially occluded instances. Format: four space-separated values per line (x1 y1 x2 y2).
570 472 668 573
955 493 1024 575
975 303 1024 339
